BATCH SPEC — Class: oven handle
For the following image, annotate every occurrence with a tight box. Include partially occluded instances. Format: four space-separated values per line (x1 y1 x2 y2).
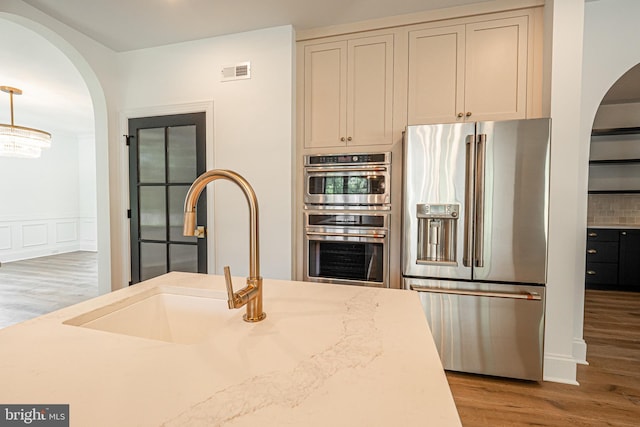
305 231 387 243
306 230 387 238
410 284 542 300
305 166 388 173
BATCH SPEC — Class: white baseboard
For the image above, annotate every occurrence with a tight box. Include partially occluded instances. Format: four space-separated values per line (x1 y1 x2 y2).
543 352 579 385
2 244 82 263
573 337 588 365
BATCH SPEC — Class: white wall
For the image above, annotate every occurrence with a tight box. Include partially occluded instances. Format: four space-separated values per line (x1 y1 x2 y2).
78 134 97 251
540 0 640 385
593 102 640 130
1 2 294 291
2 0 122 294
117 26 295 282
541 0 586 384
0 130 96 261
578 0 640 369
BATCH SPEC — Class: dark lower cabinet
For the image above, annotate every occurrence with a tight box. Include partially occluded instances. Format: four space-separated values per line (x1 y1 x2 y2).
585 229 619 288
586 228 640 291
618 230 640 288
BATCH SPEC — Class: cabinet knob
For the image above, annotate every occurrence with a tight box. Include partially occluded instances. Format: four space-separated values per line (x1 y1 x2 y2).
621 231 627 236
347 136 352 142
586 270 597 275
466 112 472 117
340 137 346 142
457 112 464 118
587 249 597 254
588 232 597 237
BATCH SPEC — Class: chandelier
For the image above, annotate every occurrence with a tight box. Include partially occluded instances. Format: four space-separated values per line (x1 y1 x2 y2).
0 86 52 158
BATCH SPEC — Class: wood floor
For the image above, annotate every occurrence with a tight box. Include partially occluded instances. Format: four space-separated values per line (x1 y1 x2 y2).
447 289 640 426
0 251 98 328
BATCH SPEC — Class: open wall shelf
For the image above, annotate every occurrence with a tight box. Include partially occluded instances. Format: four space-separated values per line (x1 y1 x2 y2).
591 127 640 136
589 127 640 194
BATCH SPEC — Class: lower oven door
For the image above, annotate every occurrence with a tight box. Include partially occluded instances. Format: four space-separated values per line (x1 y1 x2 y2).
304 230 388 288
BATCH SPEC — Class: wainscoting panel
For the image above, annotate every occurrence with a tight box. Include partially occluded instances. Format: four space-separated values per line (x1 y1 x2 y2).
79 217 97 251
0 226 10 250
56 221 78 243
22 223 48 247
0 216 97 262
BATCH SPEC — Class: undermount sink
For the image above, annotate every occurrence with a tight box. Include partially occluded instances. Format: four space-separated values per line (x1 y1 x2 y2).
63 286 231 344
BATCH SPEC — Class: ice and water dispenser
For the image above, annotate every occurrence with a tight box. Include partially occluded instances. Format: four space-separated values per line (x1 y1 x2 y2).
416 203 459 265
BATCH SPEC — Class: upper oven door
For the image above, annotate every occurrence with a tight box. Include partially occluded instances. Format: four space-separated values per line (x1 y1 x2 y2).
304 165 390 208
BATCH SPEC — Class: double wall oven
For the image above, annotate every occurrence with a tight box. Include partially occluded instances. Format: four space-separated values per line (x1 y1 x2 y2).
303 153 391 288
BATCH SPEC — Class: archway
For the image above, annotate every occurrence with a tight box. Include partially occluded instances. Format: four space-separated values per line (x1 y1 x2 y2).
0 12 111 296
587 64 640 226
575 0 640 369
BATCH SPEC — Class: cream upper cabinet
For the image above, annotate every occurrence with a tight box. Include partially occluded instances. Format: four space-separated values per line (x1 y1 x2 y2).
408 25 466 124
408 16 529 125
303 34 394 149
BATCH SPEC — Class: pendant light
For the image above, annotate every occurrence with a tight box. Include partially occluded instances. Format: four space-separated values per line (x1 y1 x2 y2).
0 86 52 158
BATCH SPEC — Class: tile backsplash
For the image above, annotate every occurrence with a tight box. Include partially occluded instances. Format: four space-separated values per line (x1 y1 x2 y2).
587 194 640 225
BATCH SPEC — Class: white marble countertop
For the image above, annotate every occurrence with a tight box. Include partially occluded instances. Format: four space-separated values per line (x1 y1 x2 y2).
0 272 461 426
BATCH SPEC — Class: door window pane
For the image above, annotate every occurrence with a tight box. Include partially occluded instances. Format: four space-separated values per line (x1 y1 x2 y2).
168 125 197 183
140 242 167 281
138 128 166 183
168 185 196 242
169 244 198 273
140 186 166 240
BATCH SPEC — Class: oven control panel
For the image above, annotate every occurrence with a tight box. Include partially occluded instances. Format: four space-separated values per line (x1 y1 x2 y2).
304 152 390 166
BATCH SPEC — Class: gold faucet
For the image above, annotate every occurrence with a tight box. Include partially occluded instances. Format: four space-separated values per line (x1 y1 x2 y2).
183 169 266 322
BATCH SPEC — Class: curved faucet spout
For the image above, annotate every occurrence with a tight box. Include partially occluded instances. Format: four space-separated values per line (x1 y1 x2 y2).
183 169 265 322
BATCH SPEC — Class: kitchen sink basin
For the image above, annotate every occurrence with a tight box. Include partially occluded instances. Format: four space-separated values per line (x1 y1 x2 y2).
63 286 232 344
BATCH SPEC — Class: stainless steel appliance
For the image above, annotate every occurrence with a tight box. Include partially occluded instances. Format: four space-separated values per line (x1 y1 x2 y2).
303 152 392 288
304 152 391 209
304 212 389 287
402 118 551 381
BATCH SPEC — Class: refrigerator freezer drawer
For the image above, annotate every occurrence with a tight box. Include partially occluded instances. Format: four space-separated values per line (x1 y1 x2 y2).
405 278 545 381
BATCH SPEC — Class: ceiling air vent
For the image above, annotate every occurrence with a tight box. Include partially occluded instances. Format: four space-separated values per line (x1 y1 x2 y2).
221 62 251 82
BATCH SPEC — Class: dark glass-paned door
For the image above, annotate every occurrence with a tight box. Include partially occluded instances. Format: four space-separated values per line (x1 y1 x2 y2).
129 113 207 284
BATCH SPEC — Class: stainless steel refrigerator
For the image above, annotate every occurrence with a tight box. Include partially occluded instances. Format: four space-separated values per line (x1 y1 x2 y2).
402 118 550 381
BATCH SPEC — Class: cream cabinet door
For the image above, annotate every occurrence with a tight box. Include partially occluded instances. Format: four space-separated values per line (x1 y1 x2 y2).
408 16 529 125
303 35 394 149
464 16 528 122
303 41 347 149
408 25 465 125
347 34 394 146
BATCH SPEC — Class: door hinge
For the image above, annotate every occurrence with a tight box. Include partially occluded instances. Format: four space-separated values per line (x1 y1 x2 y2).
124 134 134 146
127 209 131 218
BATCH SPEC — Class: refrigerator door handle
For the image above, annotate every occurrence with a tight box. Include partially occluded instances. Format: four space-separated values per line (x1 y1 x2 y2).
463 134 475 267
474 133 487 267
410 284 542 301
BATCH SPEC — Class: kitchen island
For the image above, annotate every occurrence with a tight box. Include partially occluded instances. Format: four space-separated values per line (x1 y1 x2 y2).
0 272 461 426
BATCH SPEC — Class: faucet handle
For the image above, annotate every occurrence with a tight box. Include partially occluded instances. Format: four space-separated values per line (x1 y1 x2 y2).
223 266 237 309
